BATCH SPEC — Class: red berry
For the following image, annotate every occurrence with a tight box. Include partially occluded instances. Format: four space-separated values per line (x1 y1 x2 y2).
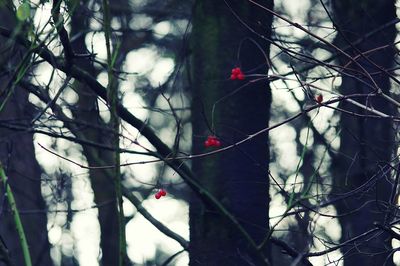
155 192 161 199
232 67 241 75
205 135 221 148
214 140 221 147
205 137 213 147
231 68 243 79
315 94 323 103
237 73 245 80
160 189 167 196
204 139 211 147
209 138 217 146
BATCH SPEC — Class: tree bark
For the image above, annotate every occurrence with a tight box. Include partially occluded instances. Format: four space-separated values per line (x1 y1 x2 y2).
190 1 273 265
331 1 396 265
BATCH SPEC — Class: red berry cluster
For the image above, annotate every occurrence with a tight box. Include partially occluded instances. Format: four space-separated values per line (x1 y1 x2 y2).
315 94 323 103
154 189 167 199
204 135 221 148
230 67 245 80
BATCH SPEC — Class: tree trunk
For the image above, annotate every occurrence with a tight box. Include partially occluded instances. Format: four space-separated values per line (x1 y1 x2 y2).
0 5 52 266
331 1 396 265
190 1 273 265
69 7 120 266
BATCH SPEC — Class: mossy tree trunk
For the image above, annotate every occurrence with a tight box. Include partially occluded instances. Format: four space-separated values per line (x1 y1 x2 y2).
331 1 396 265
190 1 273 265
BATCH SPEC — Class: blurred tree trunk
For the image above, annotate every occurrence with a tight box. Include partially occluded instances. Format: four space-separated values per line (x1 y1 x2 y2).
331 1 396 265
190 1 273 265
69 1 139 263
69 5 119 266
0 4 52 266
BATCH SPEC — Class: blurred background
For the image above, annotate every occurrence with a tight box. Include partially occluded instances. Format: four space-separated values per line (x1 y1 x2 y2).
1 0 400 265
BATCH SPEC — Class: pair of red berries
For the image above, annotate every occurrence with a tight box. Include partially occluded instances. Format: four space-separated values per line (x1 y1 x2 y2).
204 135 221 148
230 67 245 80
154 189 167 199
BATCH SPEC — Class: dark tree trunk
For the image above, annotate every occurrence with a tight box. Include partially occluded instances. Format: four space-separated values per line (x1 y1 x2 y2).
0 5 52 266
331 1 396 265
190 1 273 265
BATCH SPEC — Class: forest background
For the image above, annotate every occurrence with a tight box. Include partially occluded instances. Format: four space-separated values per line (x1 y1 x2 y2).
0 0 399 266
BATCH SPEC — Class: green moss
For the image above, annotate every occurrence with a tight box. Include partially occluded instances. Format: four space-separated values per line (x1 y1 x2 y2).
190 2 223 197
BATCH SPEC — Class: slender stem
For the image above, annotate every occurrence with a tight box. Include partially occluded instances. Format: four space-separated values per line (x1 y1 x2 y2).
102 0 126 265
0 163 32 266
